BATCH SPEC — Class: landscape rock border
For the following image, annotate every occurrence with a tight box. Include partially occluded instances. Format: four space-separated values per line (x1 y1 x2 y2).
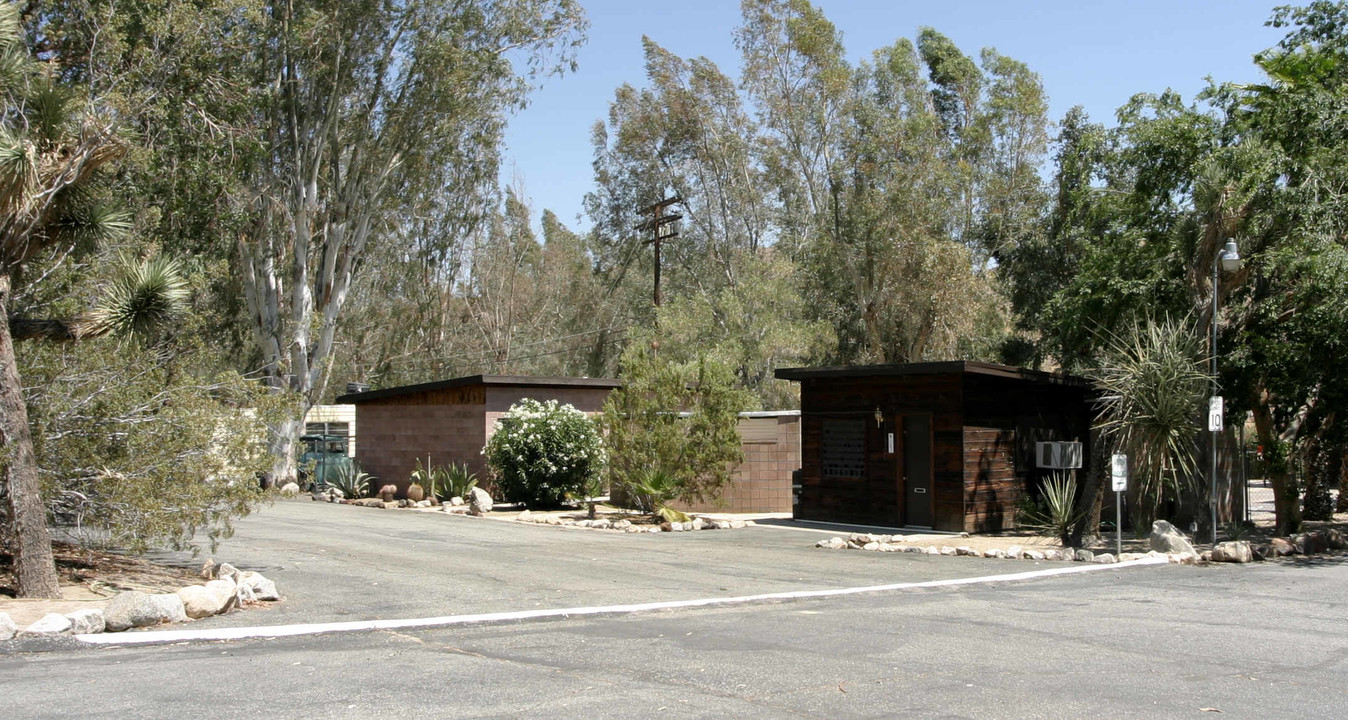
815 526 1348 566
814 533 1201 565
3 562 282 641
514 510 755 533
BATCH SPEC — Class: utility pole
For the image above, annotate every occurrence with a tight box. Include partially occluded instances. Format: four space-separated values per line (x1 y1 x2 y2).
636 196 682 310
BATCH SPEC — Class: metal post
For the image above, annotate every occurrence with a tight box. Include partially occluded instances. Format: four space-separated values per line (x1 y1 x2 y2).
1116 489 1122 557
1241 420 1249 524
1211 257 1220 545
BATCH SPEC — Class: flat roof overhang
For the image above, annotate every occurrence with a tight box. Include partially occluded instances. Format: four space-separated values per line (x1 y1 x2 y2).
774 360 1094 389
336 374 623 404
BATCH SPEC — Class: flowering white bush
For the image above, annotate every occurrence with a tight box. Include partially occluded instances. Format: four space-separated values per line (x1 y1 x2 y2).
483 398 606 507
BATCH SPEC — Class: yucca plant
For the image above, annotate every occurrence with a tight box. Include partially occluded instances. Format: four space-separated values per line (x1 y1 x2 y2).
1093 316 1209 536
0 1 143 598
84 253 188 342
1020 472 1084 546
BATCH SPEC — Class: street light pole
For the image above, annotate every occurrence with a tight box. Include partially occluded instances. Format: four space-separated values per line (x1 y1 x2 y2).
1210 239 1241 545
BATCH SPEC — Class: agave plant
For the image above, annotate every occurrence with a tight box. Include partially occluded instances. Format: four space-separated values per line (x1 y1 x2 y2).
328 463 372 499
444 462 478 500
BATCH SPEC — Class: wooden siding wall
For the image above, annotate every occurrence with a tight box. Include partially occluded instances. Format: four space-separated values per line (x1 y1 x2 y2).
796 375 964 529
961 374 1093 532
963 427 1017 532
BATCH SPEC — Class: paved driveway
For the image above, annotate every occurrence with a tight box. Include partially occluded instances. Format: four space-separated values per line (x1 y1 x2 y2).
5 546 1344 719
145 499 1039 629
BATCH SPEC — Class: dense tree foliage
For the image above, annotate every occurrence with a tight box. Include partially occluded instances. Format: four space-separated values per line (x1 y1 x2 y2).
1000 1 1348 533
10 0 1348 578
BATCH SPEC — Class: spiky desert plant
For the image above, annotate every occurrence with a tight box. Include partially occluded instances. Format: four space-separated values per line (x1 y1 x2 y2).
406 483 425 502
1093 316 1209 535
1020 472 1084 546
444 463 478 500
328 463 372 498
83 253 188 342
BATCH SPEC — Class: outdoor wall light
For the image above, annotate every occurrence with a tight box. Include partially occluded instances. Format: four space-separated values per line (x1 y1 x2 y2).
874 406 883 428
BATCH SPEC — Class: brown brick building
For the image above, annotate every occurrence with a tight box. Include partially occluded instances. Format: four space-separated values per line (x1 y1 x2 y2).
336 375 621 497
337 375 801 511
673 411 800 514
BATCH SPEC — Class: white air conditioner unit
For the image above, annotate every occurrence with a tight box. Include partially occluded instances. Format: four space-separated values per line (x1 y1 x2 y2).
1036 441 1083 469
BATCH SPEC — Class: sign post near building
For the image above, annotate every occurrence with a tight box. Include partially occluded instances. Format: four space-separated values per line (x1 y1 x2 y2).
1111 453 1128 557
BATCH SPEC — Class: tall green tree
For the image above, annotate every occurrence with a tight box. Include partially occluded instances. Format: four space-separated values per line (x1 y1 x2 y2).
227 1 584 480
1007 2 1348 534
0 1 137 597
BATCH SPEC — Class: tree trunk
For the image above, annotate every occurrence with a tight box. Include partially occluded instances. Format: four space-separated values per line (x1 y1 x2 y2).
269 414 304 486
1251 399 1301 535
1069 428 1108 548
0 273 61 598
1337 452 1348 514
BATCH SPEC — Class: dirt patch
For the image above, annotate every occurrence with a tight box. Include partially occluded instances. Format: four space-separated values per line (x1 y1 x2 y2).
1 544 200 628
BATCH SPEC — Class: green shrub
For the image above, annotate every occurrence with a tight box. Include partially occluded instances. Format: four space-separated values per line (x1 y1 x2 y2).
601 348 747 511
483 399 605 507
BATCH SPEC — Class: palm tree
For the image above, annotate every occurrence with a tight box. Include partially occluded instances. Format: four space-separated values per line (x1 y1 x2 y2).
0 2 148 597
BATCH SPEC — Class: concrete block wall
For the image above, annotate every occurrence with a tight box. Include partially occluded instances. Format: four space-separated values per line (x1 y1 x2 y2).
675 412 801 514
353 403 486 496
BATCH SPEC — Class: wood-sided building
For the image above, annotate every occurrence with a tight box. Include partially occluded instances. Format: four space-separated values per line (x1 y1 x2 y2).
775 362 1095 533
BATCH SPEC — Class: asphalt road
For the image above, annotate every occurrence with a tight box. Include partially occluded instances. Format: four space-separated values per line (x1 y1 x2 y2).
3 501 1345 719
116 500 1021 628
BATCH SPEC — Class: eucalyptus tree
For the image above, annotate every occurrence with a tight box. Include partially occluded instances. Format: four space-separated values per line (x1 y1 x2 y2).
736 1 1048 364
585 33 827 404
231 0 585 480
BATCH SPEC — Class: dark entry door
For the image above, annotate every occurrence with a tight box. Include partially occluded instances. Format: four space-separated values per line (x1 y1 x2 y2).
903 415 933 527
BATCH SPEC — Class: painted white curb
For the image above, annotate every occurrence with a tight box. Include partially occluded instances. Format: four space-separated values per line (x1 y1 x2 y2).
78 556 1168 646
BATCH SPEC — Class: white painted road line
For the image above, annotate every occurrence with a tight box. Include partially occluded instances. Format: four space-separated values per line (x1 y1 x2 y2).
78 556 1169 646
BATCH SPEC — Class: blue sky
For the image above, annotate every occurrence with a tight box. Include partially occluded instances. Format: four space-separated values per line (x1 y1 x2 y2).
501 0 1287 233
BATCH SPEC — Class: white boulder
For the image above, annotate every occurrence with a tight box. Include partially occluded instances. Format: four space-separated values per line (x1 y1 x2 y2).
177 579 239 619
1211 540 1254 563
468 487 493 515
65 608 106 635
1149 520 1197 555
0 612 17 641
21 613 72 637
104 591 164 632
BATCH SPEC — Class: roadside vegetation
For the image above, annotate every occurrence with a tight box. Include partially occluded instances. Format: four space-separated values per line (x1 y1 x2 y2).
5 0 1348 596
